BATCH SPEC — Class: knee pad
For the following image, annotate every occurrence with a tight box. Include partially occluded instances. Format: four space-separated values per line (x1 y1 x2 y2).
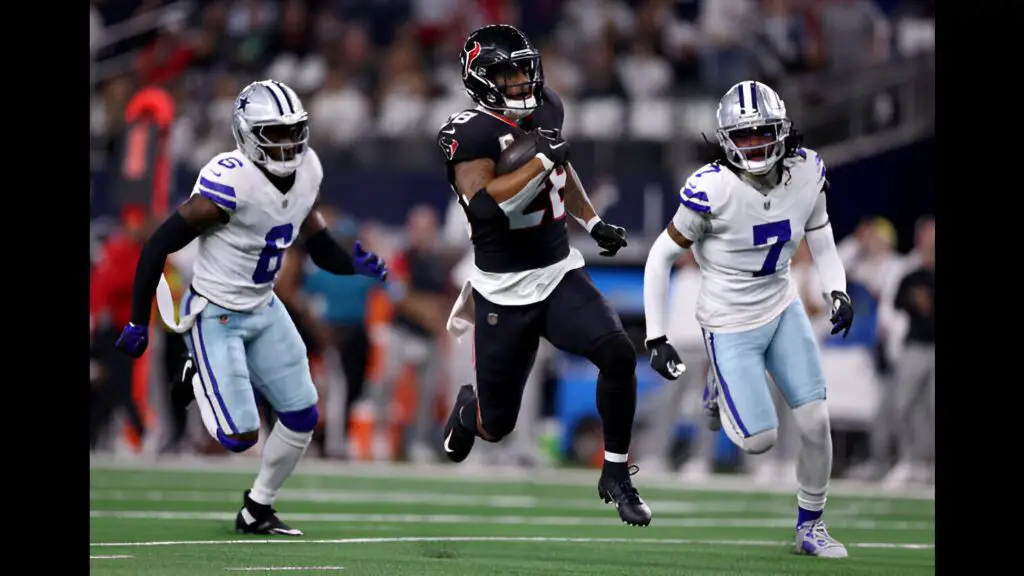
277 405 320 433
792 399 831 443
740 428 777 455
216 429 258 453
590 332 637 380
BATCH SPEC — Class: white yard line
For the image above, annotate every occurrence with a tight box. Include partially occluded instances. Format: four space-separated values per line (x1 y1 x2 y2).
224 567 344 572
90 555 133 559
88 454 935 500
89 510 933 530
89 535 934 551
88 488 929 518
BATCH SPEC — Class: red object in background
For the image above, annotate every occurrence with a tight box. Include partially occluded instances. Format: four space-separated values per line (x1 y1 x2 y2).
124 87 175 218
136 33 194 86
90 230 143 331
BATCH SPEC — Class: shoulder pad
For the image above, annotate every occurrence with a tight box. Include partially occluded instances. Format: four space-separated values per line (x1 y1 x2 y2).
679 163 729 216
192 152 248 213
790 147 827 188
304 147 324 187
437 109 501 163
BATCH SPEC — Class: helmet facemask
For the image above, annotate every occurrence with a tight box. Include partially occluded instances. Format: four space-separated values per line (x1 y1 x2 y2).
717 118 791 176
472 55 544 120
235 117 309 177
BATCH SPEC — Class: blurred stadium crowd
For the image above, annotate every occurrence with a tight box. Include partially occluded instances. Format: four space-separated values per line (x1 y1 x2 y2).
89 0 935 488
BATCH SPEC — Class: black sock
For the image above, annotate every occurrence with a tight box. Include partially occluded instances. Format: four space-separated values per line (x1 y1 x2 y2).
596 372 637 457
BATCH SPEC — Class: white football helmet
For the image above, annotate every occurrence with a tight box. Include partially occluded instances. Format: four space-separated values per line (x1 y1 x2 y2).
715 81 792 175
231 80 309 177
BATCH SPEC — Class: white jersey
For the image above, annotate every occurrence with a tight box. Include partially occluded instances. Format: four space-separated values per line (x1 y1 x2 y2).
671 148 830 333
189 148 323 311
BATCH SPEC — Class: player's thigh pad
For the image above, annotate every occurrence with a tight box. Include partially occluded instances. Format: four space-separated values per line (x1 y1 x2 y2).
183 292 261 435
542 269 627 360
245 295 319 415
472 290 542 439
764 300 827 409
703 325 779 447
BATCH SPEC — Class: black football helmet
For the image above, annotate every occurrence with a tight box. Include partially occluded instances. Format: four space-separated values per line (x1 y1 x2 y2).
460 24 544 119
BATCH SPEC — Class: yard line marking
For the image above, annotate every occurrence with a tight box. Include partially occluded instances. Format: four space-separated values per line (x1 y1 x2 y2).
89 510 933 530
88 535 934 551
88 455 935 500
90 555 133 559
89 489 927 518
225 567 344 572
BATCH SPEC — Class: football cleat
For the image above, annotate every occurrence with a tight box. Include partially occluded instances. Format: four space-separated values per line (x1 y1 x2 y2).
796 519 848 558
441 384 478 463
235 490 303 536
598 464 652 527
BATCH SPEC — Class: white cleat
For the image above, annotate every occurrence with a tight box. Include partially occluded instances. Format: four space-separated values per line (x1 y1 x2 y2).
796 519 848 558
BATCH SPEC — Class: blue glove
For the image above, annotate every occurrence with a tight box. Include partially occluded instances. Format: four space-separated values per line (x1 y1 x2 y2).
115 322 149 358
353 240 388 282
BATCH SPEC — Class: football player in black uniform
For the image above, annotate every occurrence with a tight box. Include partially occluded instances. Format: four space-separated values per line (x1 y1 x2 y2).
436 24 651 527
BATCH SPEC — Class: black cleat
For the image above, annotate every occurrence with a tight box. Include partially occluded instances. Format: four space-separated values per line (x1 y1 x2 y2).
442 384 478 463
171 355 197 411
598 464 653 527
235 490 303 536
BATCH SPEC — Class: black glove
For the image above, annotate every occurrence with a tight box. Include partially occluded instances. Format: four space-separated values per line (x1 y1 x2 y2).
533 129 570 167
591 221 628 257
646 336 686 380
829 291 854 337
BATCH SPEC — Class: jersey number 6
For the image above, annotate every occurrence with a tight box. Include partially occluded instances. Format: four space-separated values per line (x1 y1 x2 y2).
752 219 791 277
253 224 295 284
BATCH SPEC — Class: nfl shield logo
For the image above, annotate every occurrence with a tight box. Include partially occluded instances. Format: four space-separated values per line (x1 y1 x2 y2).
487 313 498 325
219 315 229 325
282 199 289 208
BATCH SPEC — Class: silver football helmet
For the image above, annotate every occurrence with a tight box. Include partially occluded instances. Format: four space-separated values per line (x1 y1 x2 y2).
231 80 309 177
715 81 791 175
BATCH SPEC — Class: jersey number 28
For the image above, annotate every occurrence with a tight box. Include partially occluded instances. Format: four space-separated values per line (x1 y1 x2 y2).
253 224 295 284
507 167 567 230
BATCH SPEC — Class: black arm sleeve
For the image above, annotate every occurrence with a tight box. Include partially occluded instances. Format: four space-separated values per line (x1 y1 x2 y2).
129 212 202 325
305 228 356 275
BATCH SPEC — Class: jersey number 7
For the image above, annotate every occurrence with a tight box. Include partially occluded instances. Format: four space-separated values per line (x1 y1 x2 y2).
752 219 791 277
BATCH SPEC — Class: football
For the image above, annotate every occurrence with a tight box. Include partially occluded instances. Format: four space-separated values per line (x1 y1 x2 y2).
495 133 538 175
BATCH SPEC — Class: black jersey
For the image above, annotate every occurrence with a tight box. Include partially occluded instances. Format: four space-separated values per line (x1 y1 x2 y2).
437 87 569 274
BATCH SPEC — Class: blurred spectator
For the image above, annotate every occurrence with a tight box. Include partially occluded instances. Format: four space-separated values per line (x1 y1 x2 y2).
645 250 714 479
837 216 902 302
376 34 433 136
310 68 373 147
90 206 151 450
697 0 757 94
816 0 891 74
538 40 583 98
791 238 831 337
279 207 379 458
881 217 934 487
368 205 452 462
617 37 674 99
265 0 326 95
578 36 628 99
136 25 195 86
755 0 818 83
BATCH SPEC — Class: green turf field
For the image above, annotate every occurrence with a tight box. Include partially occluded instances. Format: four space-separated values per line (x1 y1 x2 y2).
90 458 934 575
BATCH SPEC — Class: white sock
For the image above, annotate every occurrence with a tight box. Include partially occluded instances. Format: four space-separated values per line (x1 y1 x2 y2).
249 422 313 507
791 400 831 512
604 451 628 463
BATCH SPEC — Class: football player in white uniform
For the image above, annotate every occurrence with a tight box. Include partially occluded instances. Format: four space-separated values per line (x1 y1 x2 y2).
115 80 388 536
642 81 854 558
